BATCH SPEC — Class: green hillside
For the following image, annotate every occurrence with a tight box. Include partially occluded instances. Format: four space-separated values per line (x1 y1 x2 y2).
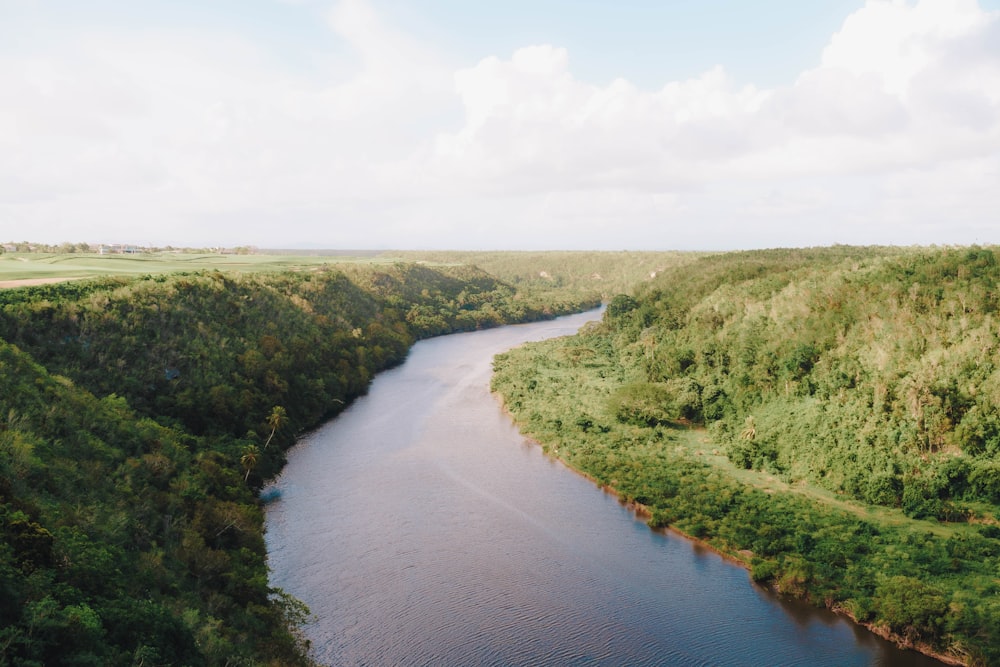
0 262 596 666
387 249 701 299
492 246 1000 666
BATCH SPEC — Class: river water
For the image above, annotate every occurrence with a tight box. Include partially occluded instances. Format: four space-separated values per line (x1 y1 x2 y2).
265 310 941 666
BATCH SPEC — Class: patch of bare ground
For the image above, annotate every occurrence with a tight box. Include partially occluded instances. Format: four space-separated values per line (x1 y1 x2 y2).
0 277 79 288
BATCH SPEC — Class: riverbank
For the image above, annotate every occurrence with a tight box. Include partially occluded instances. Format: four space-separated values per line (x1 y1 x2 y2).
491 328 996 666
268 311 926 666
510 419 963 665
494 390 962 665
0 265 600 666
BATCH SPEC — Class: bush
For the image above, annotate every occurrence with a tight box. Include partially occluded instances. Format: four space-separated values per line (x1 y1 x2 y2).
968 461 1000 503
750 558 779 583
608 382 676 426
874 576 948 641
865 473 902 506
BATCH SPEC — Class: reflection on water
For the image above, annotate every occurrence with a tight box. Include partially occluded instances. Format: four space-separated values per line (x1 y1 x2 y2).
265 310 942 667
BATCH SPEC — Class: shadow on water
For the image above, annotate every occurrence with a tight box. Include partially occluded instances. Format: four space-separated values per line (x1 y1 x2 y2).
259 487 281 504
761 589 944 667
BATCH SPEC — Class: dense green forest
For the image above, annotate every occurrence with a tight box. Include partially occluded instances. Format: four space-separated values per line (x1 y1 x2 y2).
492 246 1000 666
10 246 1000 664
0 261 598 666
388 250 699 299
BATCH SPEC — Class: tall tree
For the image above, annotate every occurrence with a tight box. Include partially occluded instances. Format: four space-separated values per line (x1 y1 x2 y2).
241 444 260 482
263 406 288 450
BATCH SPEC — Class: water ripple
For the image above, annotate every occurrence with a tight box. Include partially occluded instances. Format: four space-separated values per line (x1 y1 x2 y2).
266 311 942 667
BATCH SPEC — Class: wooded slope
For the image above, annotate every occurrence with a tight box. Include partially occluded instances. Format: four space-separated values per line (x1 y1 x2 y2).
388 249 700 299
493 246 1000 665
0 262 596 666
614 246 1000 515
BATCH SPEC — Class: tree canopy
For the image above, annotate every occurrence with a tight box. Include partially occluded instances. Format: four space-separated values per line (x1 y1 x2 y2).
492 245 1000 666
0 260 597 665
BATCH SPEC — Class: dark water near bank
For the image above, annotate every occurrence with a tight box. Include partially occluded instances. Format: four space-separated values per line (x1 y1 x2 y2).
265 310 941 666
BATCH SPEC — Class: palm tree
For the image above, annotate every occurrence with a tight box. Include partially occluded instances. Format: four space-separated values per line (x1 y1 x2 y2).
263 406 288 450
241 444 260 482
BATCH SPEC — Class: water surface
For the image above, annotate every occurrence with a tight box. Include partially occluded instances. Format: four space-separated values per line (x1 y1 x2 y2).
265 311 940 666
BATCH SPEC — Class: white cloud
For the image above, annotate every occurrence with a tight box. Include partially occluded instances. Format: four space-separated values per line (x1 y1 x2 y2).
0 0 458 245
435 0 999 199
820 0 987 96
0 0 998 249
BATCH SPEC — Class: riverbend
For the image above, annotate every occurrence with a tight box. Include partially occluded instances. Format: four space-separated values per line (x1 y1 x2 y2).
265 310 942 666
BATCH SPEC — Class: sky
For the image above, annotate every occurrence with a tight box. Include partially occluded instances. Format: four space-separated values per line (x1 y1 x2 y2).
1 0 998 250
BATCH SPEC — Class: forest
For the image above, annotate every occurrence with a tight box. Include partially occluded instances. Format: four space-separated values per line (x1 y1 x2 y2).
491 245 1000 666
9 246 1000 665
0 260 599 666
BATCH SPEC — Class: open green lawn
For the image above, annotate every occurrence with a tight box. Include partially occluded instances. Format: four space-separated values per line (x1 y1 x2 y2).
0 251 402 284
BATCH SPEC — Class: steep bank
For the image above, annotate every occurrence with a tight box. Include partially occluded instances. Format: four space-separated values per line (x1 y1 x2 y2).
0 262 598 665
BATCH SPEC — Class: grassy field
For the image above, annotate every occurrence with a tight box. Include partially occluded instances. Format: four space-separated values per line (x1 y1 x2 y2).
0 251 400 285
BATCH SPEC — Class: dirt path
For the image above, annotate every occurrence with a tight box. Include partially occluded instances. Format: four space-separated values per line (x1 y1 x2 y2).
676 428 964 537
0 276 79 289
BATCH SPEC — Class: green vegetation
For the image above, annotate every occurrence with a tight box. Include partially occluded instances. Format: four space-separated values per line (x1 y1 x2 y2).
0 251 385 283
0 261 597 665
14 244 1000 663
0 248 696 297
389 249 701 299
492 246 1000 666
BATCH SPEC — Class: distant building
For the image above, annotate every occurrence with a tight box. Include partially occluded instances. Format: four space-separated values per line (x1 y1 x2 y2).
99 244 144 255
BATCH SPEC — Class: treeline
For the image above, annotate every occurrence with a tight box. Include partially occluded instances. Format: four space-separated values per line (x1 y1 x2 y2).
492 246 1000 665
1 242 93 254
0 262 597 666
388 250 700 300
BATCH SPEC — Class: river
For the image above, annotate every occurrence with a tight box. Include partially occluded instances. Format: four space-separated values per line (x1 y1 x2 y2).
264 309 941 666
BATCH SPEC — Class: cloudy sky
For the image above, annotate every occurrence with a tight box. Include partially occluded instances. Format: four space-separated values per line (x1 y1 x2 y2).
1 0 998 250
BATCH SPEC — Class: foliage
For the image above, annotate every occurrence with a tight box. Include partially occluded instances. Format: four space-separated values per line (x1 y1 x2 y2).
0 250 350 283
389 250 701 301
0 261 597 665
493 245 1000 666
